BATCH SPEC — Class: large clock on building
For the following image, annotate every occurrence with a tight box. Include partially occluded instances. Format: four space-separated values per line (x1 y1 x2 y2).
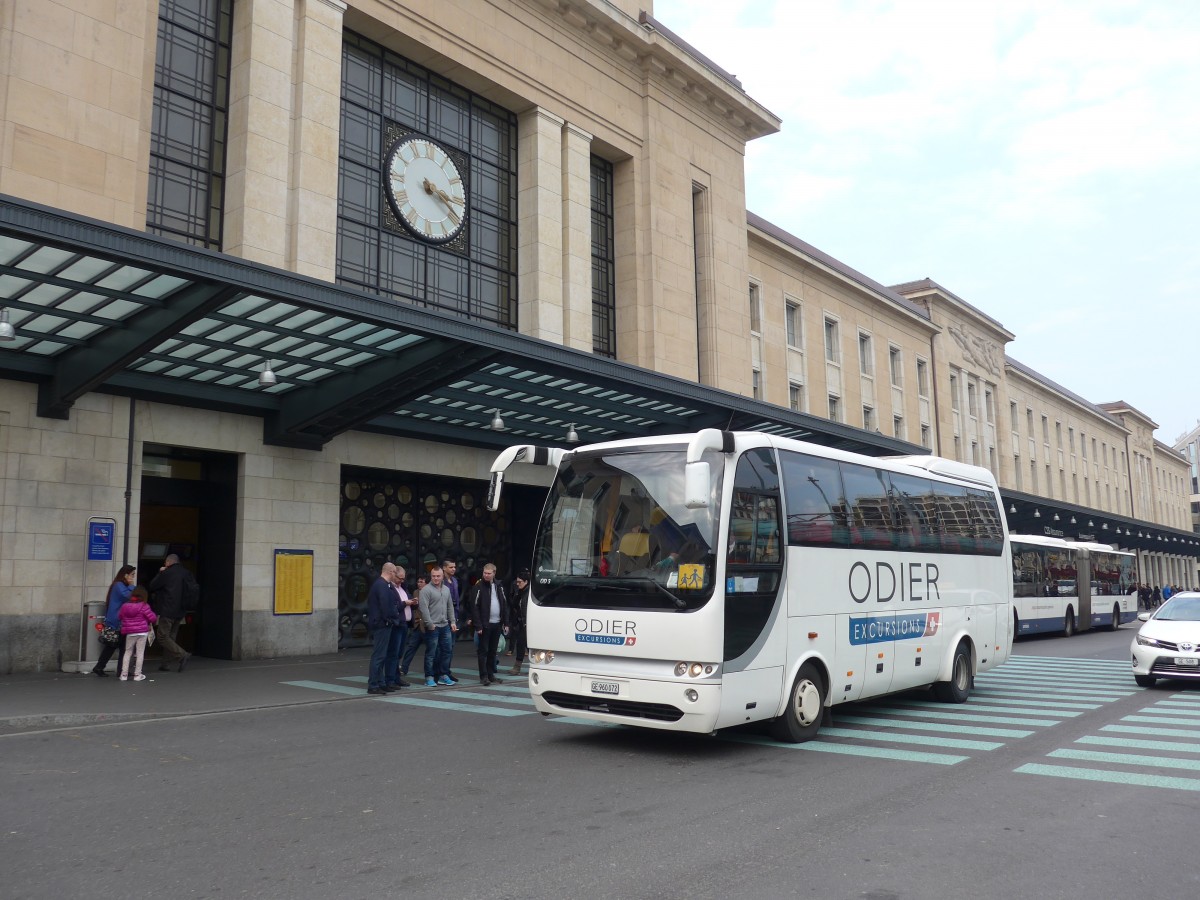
383 135 468 244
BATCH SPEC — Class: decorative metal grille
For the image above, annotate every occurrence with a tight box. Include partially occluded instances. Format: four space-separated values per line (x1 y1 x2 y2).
338 469 511 647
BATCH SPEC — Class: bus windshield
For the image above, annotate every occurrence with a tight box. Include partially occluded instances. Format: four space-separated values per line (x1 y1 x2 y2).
531 446 723 611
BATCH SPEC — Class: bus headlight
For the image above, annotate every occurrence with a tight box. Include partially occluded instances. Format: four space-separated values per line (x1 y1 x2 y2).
530 649 554 664
674 662 717 678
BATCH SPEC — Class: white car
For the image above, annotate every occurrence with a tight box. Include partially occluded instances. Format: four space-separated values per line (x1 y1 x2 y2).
1131 592 1200 688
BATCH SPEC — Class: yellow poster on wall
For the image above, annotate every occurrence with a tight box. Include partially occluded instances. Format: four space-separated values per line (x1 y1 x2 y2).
274 549 314 615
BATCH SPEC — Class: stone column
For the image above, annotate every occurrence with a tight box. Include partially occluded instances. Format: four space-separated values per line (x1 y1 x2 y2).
517 108 565 343
225 0 294 266
286 0 346 280
561 122 594 352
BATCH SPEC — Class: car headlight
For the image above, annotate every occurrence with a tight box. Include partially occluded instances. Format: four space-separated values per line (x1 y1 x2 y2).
1135 634 1165 648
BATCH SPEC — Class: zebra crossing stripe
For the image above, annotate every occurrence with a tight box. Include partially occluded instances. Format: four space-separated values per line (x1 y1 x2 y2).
1102 723 1200 739
1048 747 1200 772
883 698 1081 718
441 689 534 706
818 726 1003 751
1121 714 1200 727
855 705 1059 727
968 695 1099 711
379 695 531 716
1007 656 1130 668
1167 693 1200 702
1076 734 1200 753
726 733 967 764
282 680 365 696
974 687 1128 703
976 674 1131 693
835 714 1032 738
1014 762 1200 792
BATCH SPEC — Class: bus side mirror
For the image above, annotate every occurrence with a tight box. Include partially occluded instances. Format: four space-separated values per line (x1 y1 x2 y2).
684 461 710 509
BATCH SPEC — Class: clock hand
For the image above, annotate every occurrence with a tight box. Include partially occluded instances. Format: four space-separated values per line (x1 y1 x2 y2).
422 178 461 225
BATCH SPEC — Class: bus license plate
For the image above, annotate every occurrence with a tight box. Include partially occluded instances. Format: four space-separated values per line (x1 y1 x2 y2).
1176 657 1199 667
590 679 620 696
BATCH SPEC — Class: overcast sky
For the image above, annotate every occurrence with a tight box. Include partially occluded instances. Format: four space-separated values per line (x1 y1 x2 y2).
653 0 1200 445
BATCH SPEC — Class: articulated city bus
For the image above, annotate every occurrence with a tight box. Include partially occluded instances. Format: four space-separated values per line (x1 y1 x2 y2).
1010 534 1138 636
488 430 1012 742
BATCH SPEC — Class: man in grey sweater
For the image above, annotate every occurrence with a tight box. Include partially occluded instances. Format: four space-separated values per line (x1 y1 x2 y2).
418 565 459 686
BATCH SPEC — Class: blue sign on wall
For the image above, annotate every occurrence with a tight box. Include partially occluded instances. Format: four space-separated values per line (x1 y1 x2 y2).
87 522 115 561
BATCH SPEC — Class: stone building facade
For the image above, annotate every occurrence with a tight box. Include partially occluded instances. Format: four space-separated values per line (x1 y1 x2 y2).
0 0 1193 672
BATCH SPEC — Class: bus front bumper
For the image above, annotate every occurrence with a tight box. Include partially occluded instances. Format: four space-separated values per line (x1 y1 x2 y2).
529 666 721 734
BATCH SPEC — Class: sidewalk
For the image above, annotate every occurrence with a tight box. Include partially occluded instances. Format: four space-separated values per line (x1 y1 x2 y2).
0 639 519 735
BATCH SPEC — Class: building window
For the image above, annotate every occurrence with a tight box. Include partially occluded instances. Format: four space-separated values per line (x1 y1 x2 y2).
788 382 804 412
1068 426 1075 454
146 0 235 249
984 388 994 424
785 300 801 348
954 436 962 462
1027 408 1034 437
893 414 904 440
752 369 762 401
828 394 841 422
749 283 761 333
920 424 931 448
824 318 839 363
1042 415 1050 444
949 371 959 411
1030 459 1037 493
858 332 873 376
916 358 929 397
967 382 978 418
1056 422 1063 448
1010 401 1019 433
591 156 616 357
862 405 875 431
337 32 518 328
889 346 902 386
1015 455 1022 489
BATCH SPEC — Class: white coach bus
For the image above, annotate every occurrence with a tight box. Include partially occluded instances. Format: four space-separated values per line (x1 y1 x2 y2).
488 430 1012 742
1010 534 1138 636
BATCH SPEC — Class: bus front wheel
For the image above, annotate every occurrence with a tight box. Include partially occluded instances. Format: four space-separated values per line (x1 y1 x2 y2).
932 641 972 703
769 662 826 743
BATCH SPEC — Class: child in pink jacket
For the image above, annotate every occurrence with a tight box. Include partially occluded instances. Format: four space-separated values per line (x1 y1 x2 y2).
118 586 158 681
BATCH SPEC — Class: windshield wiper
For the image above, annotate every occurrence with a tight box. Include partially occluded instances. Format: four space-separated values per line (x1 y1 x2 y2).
535 577 689 610
608 577 689 610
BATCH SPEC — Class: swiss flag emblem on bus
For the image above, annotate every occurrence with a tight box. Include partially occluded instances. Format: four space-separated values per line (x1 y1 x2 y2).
625 637 636 646
922 613 941 637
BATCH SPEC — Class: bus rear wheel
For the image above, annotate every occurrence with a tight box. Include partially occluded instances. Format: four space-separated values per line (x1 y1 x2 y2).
932 641 972 703
769 662 825 743
1109 603 1121 631
1063 608 1076 637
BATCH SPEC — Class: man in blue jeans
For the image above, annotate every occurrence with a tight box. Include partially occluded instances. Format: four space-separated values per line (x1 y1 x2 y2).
418 565 458 686
366 562 400 695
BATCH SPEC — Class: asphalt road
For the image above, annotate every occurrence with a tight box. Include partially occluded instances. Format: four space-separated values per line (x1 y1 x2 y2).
4 625 1197 900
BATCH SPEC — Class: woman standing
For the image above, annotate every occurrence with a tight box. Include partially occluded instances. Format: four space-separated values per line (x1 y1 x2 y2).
91 565 135 677
118 586 157 682
507 570 530 676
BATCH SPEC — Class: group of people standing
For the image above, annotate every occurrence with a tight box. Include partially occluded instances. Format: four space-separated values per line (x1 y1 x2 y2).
90 554 198 680
365 558 530 694
1139 583 1194 610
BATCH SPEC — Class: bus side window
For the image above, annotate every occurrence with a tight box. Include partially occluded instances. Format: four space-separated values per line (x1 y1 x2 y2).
780 451 847 547
841 462 893 550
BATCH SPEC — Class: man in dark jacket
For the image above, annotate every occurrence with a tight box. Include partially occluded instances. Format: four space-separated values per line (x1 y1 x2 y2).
365 562 400 695
148 554 197 672
467 563 509 686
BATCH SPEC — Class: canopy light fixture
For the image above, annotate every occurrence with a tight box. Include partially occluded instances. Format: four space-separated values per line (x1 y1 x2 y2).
489 409 506 431
258 360 277 387
0 308 14 342
565 423 579 444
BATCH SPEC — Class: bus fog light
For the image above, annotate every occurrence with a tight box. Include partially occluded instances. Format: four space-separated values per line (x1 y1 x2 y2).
674 662 688 677
684 689 699 702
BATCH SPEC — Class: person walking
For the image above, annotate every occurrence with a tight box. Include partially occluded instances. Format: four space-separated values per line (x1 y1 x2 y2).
443 558 468 641
418 565 458 686
147 554 197 672
507 569 530 676
366 562 400 695
92 565 135 677
117 587 157 682
467 563 509 685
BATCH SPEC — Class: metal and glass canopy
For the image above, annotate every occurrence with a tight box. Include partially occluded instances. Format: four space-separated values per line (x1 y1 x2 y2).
0 194 917 456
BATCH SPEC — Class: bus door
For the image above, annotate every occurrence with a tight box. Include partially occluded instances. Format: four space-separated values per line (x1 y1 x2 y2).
719 449 787 726
1077 552 1094 630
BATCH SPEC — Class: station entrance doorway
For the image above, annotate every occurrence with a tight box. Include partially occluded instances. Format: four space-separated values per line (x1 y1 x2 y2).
139 446 237 659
